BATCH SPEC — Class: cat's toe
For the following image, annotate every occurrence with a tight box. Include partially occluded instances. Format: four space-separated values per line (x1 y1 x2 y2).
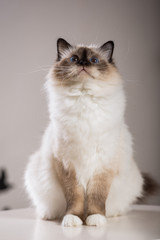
62 214 83 227
86 214 107 226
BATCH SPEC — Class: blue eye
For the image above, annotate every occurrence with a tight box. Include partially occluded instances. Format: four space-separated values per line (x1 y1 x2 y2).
70 55 79 63
90 57 99 64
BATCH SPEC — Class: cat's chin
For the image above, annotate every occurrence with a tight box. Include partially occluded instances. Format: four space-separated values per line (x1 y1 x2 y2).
76 70 95 82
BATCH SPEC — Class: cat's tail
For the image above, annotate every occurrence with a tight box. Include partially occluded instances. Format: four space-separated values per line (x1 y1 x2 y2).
136 173 159 203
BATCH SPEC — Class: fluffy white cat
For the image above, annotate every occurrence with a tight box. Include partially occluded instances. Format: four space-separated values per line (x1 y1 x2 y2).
25 38 149 227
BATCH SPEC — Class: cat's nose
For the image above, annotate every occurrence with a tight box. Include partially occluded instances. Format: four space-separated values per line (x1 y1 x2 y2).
79 59 89 66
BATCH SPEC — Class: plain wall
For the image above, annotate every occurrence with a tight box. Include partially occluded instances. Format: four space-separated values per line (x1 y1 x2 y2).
0 0 159 209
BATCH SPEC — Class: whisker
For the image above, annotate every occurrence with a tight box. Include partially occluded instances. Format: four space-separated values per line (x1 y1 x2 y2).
35 65 52 69
18 68 51 75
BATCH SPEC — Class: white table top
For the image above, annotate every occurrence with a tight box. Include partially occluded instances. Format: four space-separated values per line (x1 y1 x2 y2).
0 205 160 240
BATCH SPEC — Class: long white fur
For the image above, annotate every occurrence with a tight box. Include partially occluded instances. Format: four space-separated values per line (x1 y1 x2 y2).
24 46 143 225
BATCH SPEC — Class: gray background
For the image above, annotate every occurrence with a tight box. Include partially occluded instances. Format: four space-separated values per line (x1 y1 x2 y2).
0 0 159 209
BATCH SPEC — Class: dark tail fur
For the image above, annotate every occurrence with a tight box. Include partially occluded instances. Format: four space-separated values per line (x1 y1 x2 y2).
136 173 159 203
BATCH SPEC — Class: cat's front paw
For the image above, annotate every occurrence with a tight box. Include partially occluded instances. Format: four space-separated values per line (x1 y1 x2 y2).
62 214 83 227
86 214 107 226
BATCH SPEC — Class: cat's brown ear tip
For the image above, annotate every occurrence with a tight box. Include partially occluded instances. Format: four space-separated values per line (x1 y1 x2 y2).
57 38 67 45
57 38 72 48
100 40 114 49
107 41 114 49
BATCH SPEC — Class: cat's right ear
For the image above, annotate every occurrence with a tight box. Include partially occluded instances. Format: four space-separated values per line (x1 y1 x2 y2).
99 41 114 63
57 38 72 61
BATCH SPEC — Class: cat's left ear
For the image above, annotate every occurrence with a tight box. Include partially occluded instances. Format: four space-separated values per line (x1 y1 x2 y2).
57 38 72 61
99 41 114 63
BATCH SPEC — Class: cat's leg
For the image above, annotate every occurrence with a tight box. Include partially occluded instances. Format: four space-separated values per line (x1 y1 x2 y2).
86 170 114 226
105 161 143 218
55 160 85 227
24 151 66 221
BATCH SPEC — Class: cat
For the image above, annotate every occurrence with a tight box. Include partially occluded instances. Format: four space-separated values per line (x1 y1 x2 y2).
24 38 155 227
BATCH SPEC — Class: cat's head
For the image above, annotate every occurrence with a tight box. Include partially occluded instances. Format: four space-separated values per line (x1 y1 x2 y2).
49 38 122 96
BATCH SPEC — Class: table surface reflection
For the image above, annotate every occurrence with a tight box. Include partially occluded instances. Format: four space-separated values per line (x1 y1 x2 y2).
0 205 160 240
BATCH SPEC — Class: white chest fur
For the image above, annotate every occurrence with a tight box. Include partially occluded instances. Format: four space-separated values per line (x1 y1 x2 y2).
48 86 125 186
